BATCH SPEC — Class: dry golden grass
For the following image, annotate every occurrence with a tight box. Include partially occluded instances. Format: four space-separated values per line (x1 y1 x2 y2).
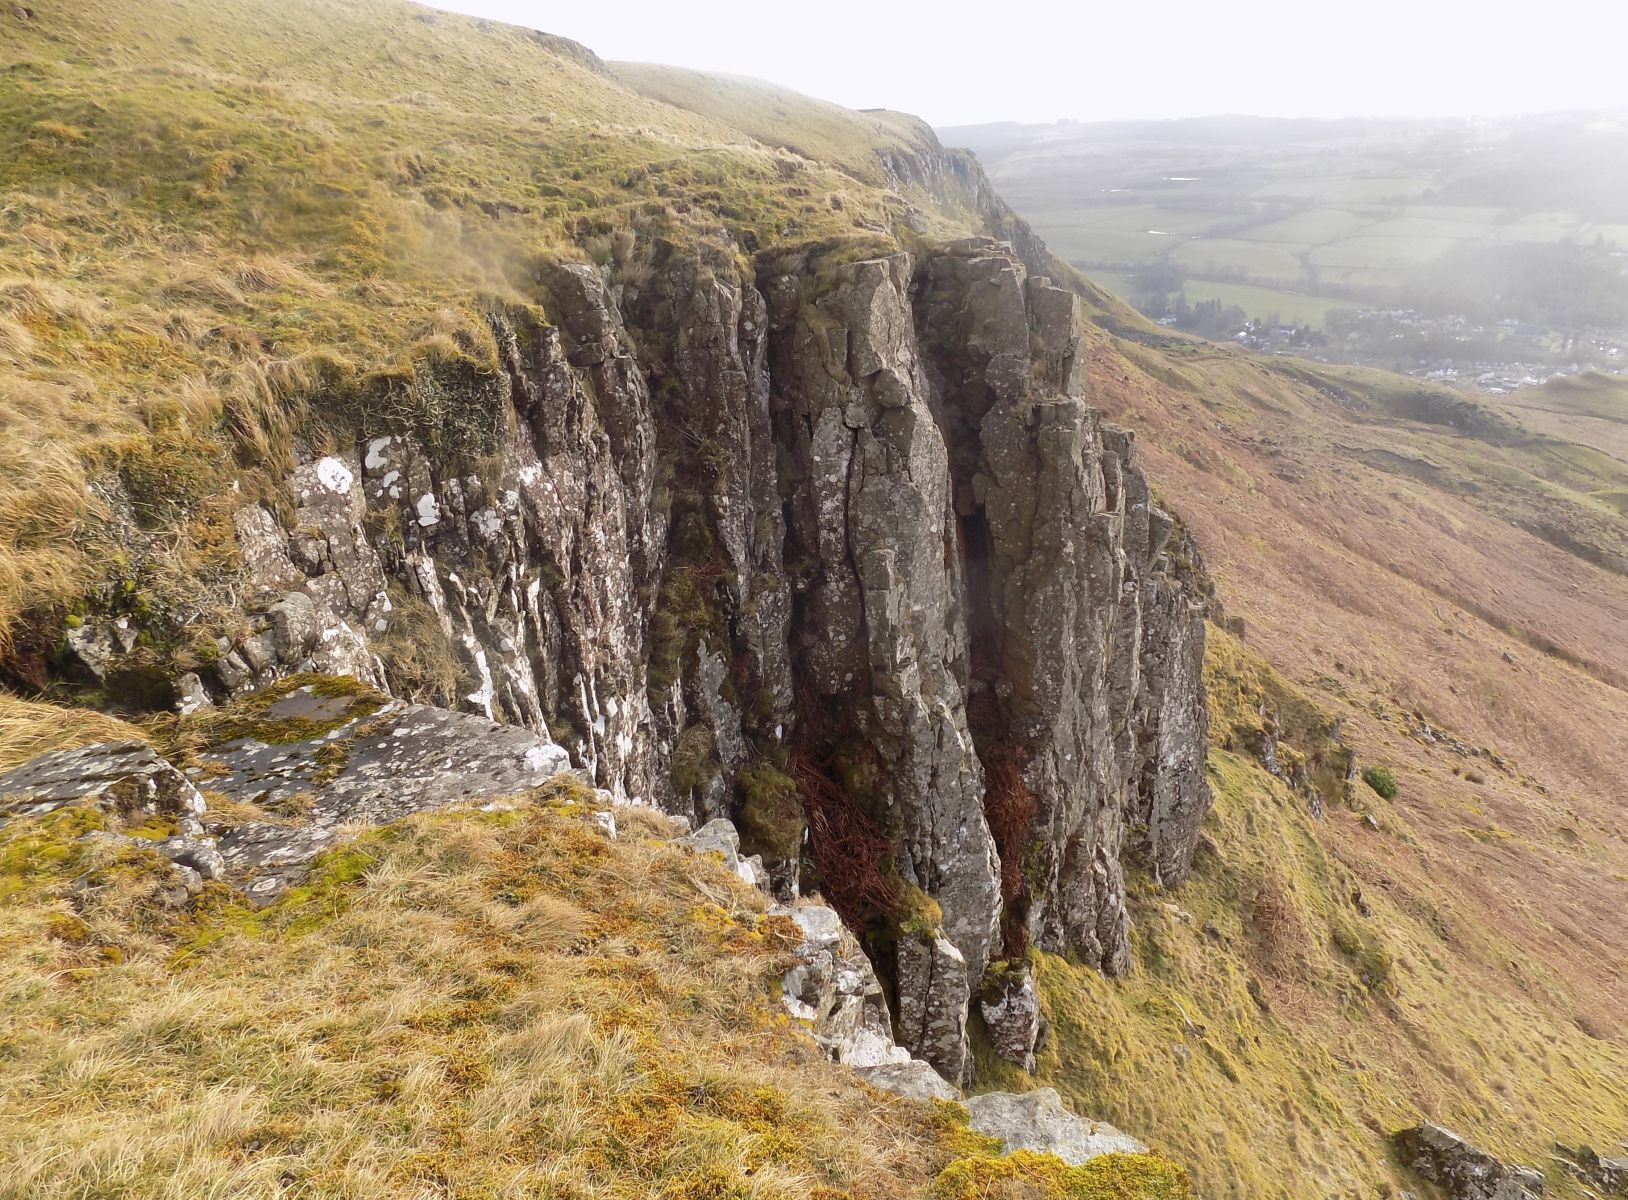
0 789 1002 1200
0 692 147 770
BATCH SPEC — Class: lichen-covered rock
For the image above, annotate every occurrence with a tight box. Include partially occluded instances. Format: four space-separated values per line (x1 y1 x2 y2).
963 1088 1147 1165
894 933 975 1085
217 492 388 701
673 817 765 889
198 690 570 895
767 252 1002 1074
981 963 1042 1071
0 740 205 831
856 1059 960 1102
778 902 908 1068
1392 1123 1546 1200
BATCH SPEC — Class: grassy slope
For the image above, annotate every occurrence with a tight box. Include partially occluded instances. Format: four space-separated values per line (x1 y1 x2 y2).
0 781 1004 1199
1071 324 1628 1197
0 0 940 654
1 3 1625 1198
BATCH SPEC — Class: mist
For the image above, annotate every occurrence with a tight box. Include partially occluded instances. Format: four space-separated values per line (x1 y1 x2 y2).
428 0 1628 125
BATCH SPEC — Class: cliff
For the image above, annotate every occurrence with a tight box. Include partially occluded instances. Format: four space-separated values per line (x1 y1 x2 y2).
67 232 1210 1085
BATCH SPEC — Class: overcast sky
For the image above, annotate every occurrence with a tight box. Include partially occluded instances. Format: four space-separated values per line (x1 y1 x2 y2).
426 0 1628 126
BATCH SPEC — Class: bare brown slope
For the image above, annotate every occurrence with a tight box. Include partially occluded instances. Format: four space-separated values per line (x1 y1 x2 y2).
1094 325 1628 1028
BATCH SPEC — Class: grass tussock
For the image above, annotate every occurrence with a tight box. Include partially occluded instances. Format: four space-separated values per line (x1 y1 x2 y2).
0 787 1029 1200
0 692 147 772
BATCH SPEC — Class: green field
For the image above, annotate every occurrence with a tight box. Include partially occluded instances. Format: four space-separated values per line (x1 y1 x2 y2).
944 115 1628 333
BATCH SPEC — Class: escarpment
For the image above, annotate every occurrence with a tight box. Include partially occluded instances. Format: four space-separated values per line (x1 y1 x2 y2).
59 237 1211 1086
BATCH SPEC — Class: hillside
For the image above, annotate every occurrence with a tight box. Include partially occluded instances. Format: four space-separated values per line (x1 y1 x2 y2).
0 3 1625 1200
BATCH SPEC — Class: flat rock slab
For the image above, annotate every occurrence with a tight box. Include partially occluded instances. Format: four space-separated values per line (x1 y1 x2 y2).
856 1060 960 1102
199 696 571 893
964 1088 1146 1165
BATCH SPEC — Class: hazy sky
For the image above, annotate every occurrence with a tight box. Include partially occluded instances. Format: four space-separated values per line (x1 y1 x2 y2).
427 0 1628 126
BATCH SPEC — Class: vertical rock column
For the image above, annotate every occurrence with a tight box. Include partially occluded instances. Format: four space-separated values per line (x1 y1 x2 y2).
766 253 1002 1084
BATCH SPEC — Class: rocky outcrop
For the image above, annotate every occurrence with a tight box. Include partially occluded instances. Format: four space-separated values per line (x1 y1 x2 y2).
1557 1143 1628 1195
0 740 206 825
1392 1123 1546 1200
59 230 1209 1084
981 963 1042 1071
1 694 576 903
197 685 572 897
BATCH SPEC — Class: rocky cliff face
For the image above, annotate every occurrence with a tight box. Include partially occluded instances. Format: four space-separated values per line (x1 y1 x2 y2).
67 234 1211 1085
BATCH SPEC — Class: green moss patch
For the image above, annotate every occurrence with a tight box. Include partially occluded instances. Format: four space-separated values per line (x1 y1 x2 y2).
176 673 386 751
736 761 802 863
928 1150 1193 1200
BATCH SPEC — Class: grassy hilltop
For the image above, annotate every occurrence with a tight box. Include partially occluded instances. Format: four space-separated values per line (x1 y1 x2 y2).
1 2 1626 1199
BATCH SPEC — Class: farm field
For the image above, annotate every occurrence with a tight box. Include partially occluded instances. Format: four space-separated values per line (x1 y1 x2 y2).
1084 271 1351 329
942 113 1628 339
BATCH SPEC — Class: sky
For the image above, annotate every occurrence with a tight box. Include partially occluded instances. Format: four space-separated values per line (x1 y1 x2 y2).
426 0 1628 127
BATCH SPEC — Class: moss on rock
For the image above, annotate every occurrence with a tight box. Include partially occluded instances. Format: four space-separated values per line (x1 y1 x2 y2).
736 761 802 862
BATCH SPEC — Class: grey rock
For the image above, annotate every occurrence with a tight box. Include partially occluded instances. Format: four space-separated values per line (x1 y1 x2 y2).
1557 1144 1628 1195
63 617 140 681
673 817 771 890
1392 1123 1545 1200
776 902 910 1069
0 741 205 823
895 934 974 1085
175 672 214 715
981 965 1042 1071
155 835 227 881
203 694 571 895
857 1059 960 1102
964 1088 1146 1165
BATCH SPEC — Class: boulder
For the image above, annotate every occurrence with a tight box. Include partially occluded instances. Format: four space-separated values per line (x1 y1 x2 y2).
0 740 205 834
1392 1123 1545 1200
856 1060 960 1102
674 817 764 889
964 1088 1146 1165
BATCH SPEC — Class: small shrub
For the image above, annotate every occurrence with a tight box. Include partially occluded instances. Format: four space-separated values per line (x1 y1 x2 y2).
928 1149 1193 1199
1360 766 1397 800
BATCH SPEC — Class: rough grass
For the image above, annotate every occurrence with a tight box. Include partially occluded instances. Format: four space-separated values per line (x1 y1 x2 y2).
0 0 956 657
2 788 1016 1200
0 692 148 771
977 635 1628 1200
